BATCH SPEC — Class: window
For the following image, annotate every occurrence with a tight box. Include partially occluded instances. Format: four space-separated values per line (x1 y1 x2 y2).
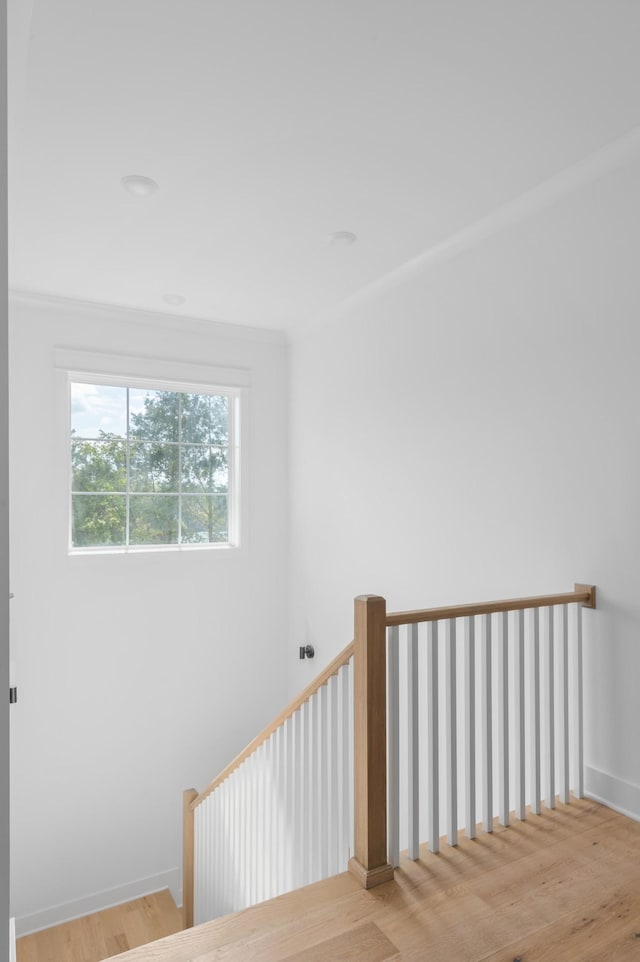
70 380 236 550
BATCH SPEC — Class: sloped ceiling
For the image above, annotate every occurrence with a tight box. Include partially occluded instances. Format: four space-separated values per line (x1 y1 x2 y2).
9 1 640 333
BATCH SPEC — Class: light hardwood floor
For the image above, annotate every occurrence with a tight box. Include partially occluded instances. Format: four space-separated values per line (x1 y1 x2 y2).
17 799 640 961
115 798 640 962
16 889 183 962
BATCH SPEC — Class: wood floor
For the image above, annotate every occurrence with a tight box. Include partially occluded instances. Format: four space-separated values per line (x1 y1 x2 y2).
114 798 640 962
15 889 183 962
16 799 640 961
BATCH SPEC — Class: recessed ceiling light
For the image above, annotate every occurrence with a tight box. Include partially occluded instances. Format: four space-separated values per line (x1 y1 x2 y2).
121 174 159 197
162 294 186 306
328 230 357 247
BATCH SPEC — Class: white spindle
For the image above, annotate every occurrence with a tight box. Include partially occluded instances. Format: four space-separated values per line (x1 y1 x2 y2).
445 618 457 846
465 616 476 839
194 805 200 923
256 746 264 903
546 606 555 809
559 605 570 803
266 735 276 898
230 764 240 912
530 608 541 815
348 656 355 859
339 664 350 864
276 725 285 894
319 684 329 879
481 613 493 833
387 625 400 867
575 603 584 797
427 620 439 853
514 609 525 820
407 623 420 858
282 718 291 892
497 610 509 827
219 780 227 914
294 702 309 888
328 674 339 875
311 693 321 882
214 786 222 914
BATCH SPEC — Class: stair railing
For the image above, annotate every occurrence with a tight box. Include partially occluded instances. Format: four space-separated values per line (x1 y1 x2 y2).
183 642 355 927
184 583 596 926
379 583 596 868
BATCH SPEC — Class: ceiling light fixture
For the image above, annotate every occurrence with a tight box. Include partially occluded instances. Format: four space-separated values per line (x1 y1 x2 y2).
328 230 357 247
162 294 186 306
121 174 159 197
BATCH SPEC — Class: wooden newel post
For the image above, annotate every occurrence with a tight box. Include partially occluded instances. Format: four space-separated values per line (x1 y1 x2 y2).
183 788 198 928
348 595 394 889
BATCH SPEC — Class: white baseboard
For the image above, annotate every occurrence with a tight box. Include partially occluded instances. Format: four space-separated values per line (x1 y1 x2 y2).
15 867 180 938
584 765 640 823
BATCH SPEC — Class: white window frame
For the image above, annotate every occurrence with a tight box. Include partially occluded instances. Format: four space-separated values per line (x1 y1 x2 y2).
54 348 249 555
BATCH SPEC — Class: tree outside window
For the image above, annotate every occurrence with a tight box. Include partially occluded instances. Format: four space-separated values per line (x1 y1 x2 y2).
71 383 231 548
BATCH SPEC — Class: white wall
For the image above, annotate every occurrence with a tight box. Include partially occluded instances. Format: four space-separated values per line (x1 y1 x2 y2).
9 294 289 932
1 2 9 955
288 155 640 816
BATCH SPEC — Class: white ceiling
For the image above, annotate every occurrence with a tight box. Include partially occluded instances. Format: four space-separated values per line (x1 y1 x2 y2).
8 1 640 335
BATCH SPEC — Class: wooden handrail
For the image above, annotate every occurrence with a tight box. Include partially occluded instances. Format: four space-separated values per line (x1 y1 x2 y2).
386 584 596 627
191 640 355 810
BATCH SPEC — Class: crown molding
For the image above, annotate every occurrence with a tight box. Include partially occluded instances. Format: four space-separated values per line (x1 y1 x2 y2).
9 288 288 346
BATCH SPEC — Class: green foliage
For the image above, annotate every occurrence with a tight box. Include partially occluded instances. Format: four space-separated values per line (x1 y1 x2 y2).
71 389 229 547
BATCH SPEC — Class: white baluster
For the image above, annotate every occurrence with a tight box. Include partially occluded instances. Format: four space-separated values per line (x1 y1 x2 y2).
219 781 227 914
231 777 239 910
339 664 350 868
194 805 202 924
546 607 556 809
298 701 313 885
465 616 476 839
274 726 283 896
530 608 541 815
214 793 220 916
251 753 259 904
387 625 400 867
427 621 439 853
310 693 320 882
348 656 355 859
240 762 248 907
514 609 526 820
559 605 570 803
284 716 294 891
319 684 329 879
407 623 420 858
263 737 272 901
293 705 308 888
328 673 339 876
575 603 584 798
497 610 509 827
444 618 457 846
481 613 493 833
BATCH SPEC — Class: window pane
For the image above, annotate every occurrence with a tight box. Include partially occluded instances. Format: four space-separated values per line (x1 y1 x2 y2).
129 389 180 441
71 383 127 439
129 441 179 492
181 495 228 543
181 445 228 493
130 495 179 545
72 494 126 546
181 393 228 445
72 439 126 492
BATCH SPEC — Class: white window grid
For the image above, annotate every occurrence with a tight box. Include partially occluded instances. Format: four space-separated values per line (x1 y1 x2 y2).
69 376 241 552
